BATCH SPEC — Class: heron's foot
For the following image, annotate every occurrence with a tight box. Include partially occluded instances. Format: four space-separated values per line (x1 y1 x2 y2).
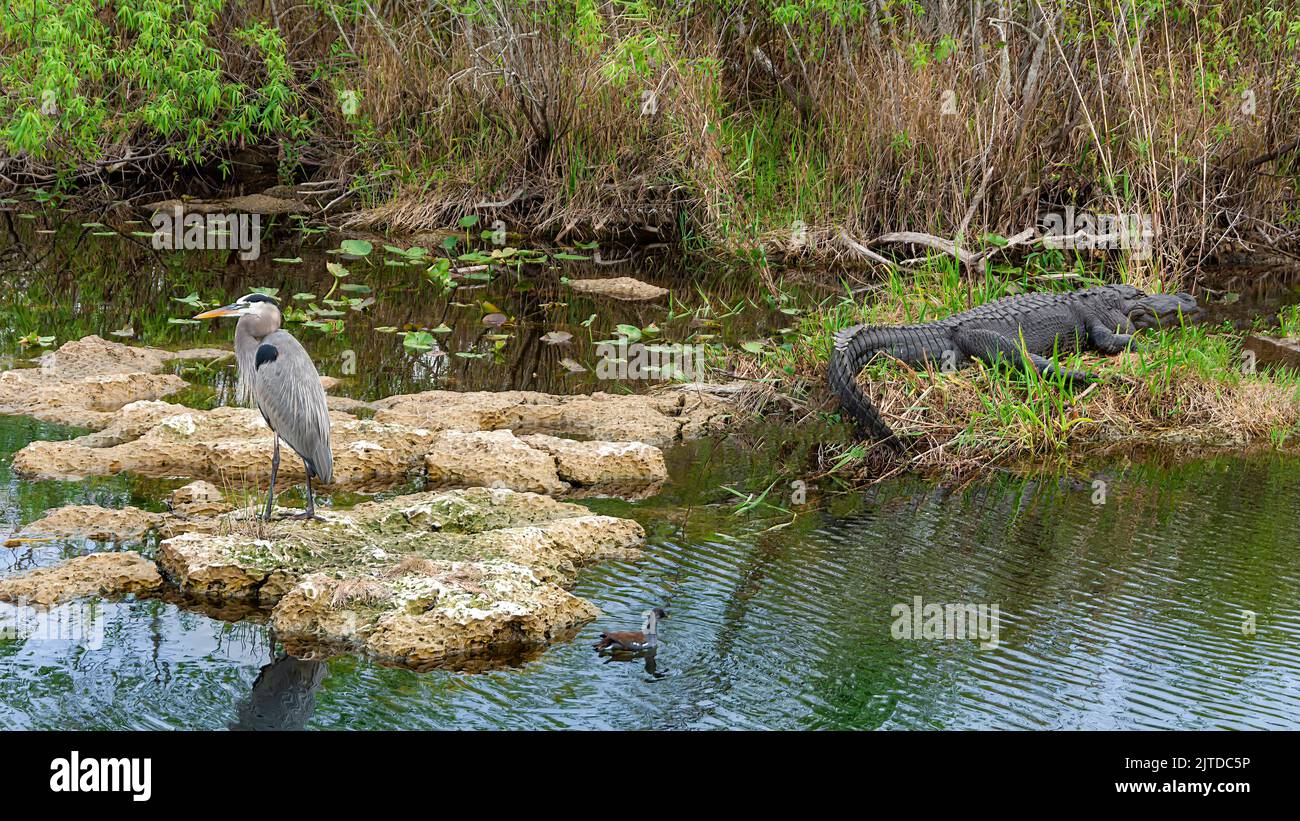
285 510 324 522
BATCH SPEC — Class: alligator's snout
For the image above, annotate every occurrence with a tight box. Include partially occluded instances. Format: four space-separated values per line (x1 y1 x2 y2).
1129 292 1202 328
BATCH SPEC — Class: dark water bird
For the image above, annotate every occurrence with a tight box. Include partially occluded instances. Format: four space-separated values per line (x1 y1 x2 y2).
194 293 333 519
594 607 668 652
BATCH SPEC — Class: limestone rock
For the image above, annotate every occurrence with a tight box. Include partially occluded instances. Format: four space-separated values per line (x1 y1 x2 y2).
0 368 187 429
12 406 434 487
519 433 667 487
158 532 294 606
154 487 645 669
21 505 164 541
169 480 232 517
0 336 227 429
421 428 667 496
371 390 556 433
326 395 374 414
566 276 669 301
425 429 569 495
274 563 599 671
373 388 729 446
0 552 163 606
27 335 227 378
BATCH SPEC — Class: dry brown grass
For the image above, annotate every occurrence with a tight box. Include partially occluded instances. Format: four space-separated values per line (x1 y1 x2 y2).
330 578 392 609
315 2 1300 269
13 2 1298 269
383 556 441 577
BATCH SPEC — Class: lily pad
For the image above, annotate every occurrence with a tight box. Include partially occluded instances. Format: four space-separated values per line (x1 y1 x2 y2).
339 239 373 257
403 331 436 352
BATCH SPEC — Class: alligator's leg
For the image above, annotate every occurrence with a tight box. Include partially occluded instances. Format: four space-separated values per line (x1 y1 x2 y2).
953 328 1095 384
1086 323 1139 355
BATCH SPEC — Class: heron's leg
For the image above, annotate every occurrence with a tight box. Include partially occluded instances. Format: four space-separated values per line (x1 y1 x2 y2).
264 434 280 521
289 457 321 520
302 459 315 518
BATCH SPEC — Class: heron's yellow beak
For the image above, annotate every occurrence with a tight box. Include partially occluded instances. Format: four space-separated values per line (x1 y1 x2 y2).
194 303 244 319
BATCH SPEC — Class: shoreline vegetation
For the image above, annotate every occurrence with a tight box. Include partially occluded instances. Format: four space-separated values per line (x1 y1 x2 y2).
4 2 1300 270
728 266 1300 483
4 1 1300 483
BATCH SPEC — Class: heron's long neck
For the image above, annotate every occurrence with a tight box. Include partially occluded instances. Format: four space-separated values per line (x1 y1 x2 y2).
234 319 261 406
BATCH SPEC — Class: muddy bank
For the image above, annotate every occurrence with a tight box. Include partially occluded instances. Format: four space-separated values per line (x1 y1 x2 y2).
7 488 645 670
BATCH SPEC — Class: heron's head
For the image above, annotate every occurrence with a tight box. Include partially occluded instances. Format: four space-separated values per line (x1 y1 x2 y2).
194 293 281 332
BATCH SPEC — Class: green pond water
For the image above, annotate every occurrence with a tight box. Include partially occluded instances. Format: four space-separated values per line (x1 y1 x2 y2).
1 207 1299 730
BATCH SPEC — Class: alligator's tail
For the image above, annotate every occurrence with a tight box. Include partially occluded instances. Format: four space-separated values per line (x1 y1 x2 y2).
828 325 904 451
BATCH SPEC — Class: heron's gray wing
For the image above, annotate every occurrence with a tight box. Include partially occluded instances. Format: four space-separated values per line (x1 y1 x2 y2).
251 330 334 484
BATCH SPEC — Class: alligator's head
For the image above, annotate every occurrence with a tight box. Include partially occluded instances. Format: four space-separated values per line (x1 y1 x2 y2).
1091 284 1201 331
1125 290 1203 330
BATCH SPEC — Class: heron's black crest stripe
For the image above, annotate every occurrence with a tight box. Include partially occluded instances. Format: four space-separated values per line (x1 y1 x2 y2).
241 293 280 307
254 343 279 369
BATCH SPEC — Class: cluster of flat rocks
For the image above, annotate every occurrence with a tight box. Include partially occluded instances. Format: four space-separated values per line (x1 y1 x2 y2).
5 336 730 495
0 335 227 428
0 335 729 669
2 485 643 669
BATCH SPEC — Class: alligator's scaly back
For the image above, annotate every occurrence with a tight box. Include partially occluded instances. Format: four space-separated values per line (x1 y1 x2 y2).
828 292 1088 450
827 284 1201 451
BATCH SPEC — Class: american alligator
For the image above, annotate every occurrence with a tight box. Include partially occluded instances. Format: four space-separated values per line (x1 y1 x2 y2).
829 284 1201 449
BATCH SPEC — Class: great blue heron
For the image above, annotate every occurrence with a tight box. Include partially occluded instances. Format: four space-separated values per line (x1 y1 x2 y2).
194 293 333 519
